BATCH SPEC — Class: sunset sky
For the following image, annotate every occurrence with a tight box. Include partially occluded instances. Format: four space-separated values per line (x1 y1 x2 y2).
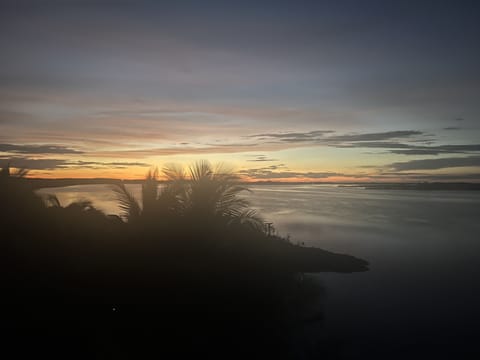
1 0 479 181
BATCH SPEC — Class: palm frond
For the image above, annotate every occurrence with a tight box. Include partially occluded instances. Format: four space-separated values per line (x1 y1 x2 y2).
42 194 61 208
0 163 29 178
12 168 29 178
162 163 185 182
112 183 141 222
228 209 265 232
142 167 159 214
189 160 212 182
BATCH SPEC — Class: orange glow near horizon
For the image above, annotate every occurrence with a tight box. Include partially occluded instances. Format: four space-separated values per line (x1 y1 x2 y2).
24 167 150 180
19 167 444 184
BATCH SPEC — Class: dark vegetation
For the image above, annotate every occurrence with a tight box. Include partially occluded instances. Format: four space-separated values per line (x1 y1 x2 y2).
1 161 367 358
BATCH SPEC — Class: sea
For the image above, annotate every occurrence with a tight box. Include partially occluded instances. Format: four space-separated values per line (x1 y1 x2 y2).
37 184 480 358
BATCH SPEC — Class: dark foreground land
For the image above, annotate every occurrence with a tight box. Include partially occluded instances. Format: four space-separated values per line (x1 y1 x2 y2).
1 165 367 358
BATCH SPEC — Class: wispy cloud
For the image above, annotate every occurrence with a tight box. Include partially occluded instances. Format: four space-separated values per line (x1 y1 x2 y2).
389 156 480 171
246 130 429 149
248 130 423 143
247 130 334 141
238 164 357 180
0 143 83 154
240 170 342 179
327 130 423 142
246 155 279 162
72 160 151 168
389 149 445 155
0 157 150 170
389 144 480 155
0 157 68 170
247 130 480 157
377 171 480 180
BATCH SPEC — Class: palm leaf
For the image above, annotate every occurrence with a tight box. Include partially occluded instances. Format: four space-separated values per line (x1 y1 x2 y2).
42 194 61 208
142 168 159 214
162 163 186 182
112 183 141 222
228 209 265 232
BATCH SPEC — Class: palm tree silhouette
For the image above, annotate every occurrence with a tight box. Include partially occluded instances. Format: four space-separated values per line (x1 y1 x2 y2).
178 161 263 230
1 163 45 219
112 161 264 232
0 163 29 179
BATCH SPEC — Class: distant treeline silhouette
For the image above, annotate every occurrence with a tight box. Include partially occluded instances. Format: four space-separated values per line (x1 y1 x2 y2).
1 161 368 358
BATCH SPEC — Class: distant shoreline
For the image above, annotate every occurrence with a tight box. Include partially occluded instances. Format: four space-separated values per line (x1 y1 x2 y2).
340 182 480 191
24 178 480 190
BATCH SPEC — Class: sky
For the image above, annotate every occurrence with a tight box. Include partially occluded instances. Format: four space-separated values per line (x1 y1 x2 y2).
1 0 479 181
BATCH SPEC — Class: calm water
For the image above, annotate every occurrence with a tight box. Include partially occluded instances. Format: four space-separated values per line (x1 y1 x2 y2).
37 184 480 357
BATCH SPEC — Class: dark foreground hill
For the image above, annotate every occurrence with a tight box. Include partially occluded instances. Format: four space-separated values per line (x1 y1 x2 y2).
1 163 367 359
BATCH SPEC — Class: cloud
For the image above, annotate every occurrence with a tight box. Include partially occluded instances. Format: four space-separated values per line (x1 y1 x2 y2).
0 157 68 170
238 165 354 180
326 130 423 142
247 130 428 149
71 160 151 169
336 141 411 149
86 129 480 159
90 143 289 158
0 157 150 170
0 143 83 154
376 171 480 181
389 156 480 171
389 144 480 156
437 145 480 152
390 149 445 155
247 130 423 144
246 155 279 162
443 126 461 130
241 170 340 179
246 129 480 157
247 130 333 141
